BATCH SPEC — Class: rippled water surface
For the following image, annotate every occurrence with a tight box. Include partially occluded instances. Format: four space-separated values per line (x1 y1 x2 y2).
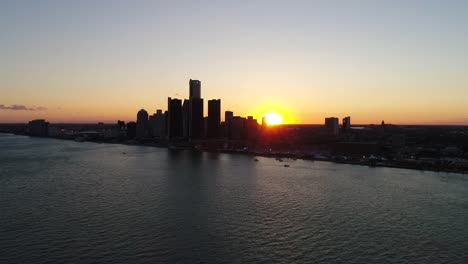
1 134 467 263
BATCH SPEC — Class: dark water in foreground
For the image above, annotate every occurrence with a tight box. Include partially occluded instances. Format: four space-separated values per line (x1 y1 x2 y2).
0 134 467 263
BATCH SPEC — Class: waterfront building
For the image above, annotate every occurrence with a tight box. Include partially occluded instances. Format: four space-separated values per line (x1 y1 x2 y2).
207 99 221 138
231 116 246 140
189 98 204 140
225 111 234 138
204 117 208 138
167 98 183 138
117 120 125 131
28 119 49 137
126 122 136 139
182 99 190 139
149 110 166 138
342 116 351 133
325 117 339 136
136 109 149 139
245 116 258 140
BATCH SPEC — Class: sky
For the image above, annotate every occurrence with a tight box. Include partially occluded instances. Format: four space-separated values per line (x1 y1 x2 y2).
1 0 467 124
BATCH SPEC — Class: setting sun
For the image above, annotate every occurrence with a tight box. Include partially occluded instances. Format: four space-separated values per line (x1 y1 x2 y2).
263 112 283 125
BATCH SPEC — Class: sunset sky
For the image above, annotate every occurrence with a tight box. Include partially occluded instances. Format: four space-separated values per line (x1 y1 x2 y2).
1 0 467 124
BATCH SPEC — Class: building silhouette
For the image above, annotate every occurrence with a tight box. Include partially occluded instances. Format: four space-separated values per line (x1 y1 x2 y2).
67 78 305 144
207 99 221 138
136 109 149 139
189 79 201 99
126 122 136 139
167 98 183 138
28 119 49 136
203 116 208 138
148 114 156 137
164 111 168 136
342 116 351 133
149 110 166 138
245 116 258 140
182 99 190 139
189 98 204 140
231 116 245 140
225 111 233 138
325 117 339 136
117 120 125 131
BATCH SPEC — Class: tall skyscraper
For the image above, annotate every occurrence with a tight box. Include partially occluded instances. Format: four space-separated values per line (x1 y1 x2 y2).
189 79 201 99
182 99 190 139
342 116 351 133
136 109 149 139
167 98 183 139
164 110 169 136
325 117 339 136
189 98 204 140
148 114 156 136
225 111 233 138
207 99 221 138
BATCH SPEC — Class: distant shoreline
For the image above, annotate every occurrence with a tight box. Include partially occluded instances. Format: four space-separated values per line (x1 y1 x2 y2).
1 132 466 175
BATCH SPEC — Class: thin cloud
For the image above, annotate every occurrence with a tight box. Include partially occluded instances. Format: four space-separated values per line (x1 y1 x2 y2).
0 104 48 111
35 106 48 111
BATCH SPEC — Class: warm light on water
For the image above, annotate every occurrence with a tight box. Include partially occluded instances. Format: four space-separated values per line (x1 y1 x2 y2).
0 134 467 263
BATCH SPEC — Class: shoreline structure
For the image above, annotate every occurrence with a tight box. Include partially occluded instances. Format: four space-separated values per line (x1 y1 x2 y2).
1 132 466 175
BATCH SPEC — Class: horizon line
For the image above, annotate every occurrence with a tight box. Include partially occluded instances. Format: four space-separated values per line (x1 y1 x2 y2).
1 121 467 127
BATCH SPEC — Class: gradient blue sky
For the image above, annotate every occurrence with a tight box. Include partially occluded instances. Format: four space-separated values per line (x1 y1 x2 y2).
1 0 467 124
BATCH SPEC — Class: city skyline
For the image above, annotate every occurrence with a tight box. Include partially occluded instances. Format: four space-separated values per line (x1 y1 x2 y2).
1 1 468 125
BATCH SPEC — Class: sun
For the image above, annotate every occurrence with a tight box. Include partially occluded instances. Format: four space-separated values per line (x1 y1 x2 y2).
263 112 283 125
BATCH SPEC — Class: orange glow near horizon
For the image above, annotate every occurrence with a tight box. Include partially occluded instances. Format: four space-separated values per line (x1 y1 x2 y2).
263 112 283 125
1 2 467 126
0 84 467 125
0 102 467 125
